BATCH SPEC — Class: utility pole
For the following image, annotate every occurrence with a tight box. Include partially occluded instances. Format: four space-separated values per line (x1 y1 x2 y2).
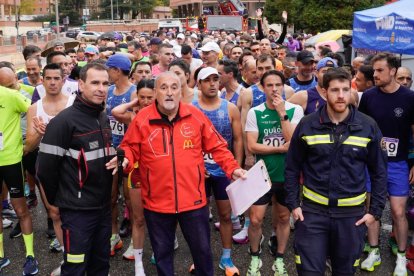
55 0 60 36
111 0 114 30
14 0 19 36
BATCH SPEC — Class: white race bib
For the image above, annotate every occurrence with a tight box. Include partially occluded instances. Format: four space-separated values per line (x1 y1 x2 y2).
383 137 399 157
110 120 125 136
0 131 3 150
263 133 285 148
203 152 216 165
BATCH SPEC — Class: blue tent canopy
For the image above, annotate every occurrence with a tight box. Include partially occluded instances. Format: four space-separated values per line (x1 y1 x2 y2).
353 0 414 55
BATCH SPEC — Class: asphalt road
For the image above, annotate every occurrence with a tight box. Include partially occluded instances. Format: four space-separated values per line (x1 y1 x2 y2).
1 196 413 276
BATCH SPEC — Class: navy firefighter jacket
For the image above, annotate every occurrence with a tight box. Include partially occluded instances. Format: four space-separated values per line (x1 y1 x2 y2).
285 104 388 218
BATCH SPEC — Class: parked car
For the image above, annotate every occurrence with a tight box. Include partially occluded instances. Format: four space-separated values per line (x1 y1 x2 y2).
26 30 41 39
66 29 80 39
76 31 100 42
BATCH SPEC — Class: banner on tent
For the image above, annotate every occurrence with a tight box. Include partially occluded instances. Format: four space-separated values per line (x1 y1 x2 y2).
353 14 414 55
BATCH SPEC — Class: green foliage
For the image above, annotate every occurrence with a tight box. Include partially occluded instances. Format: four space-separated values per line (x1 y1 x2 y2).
20 0 35 15
264 0 386 33
31 14 56 22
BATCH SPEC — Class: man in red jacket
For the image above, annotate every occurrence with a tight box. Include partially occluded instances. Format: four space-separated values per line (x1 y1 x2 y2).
107 72 246 275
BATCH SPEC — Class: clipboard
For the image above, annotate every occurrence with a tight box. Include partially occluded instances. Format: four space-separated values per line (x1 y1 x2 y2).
225 159 271 216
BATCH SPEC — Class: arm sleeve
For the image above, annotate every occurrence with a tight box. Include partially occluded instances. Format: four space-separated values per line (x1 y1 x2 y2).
256 19 265 40
275 22 287 45
284 121 307 211
367 123 388 218
290 104 304 124
200 113 240 179
36 116 71 205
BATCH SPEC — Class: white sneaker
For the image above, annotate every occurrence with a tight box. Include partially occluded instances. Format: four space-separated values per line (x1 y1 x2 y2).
135 261 146 276
122 241 134 260
2 218 12 229
232 227 249 244
393 253 407 276
214 219 242 230
174 235 179 250
50 260 63 276
361 248 381 271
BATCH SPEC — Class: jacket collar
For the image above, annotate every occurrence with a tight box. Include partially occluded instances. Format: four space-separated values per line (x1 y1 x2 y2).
148 101 192 125
312 105 363 132
74 94 105 116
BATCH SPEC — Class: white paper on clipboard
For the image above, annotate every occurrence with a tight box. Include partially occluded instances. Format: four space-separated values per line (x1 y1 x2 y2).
225 159 271 216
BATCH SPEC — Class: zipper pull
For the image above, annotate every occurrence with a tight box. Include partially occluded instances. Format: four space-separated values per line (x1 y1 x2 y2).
78 191 81 198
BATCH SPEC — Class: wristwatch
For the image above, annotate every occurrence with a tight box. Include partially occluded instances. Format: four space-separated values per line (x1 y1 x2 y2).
280 114 289 121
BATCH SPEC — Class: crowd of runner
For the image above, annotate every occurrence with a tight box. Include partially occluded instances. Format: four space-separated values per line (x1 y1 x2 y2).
0 9 414 276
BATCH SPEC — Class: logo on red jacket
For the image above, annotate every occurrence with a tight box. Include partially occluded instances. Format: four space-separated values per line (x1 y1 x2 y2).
180 123 195 138
183 140 194 149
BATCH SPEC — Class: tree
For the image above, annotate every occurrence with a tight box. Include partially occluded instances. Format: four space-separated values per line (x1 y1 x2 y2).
264 0 386 33
58 0 86 25
20 0 35 15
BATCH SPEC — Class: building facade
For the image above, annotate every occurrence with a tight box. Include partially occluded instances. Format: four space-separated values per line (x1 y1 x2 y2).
170 0 263 18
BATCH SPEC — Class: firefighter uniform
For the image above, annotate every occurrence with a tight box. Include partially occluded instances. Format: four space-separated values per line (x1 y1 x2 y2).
285 105 387 275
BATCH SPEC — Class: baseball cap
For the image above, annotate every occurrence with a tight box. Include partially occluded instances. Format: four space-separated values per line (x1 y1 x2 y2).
197 67 219 82
85 45 99 55
316 57 338 71
177 33 185 40
106 54 131 71
149 37 162 46
297 50 315 64
190 33 198 39
200 42 221 53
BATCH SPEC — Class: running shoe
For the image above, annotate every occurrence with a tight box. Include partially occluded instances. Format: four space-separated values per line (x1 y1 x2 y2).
361 248 381 272
248 235 264 255
123 241 134 260
407 245 414 260
268 236 278 256
2 204 16 219
393 252 407 276
119 218 131 238
272 257 288 276
26 193 38 209
10 221 22 238
363 242 371 253
2 218 12 229
50 261 63 276
23 255 39 275
49 238 63 253
246 256 262 276
0 257 10 270
110 234 123 256
219 257 239 276
232 227 249 244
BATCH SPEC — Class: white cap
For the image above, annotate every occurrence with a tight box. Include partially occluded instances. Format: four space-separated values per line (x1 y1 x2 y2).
191 33 198 39
200 41 221 53
177 33 185 40
197 67 219 82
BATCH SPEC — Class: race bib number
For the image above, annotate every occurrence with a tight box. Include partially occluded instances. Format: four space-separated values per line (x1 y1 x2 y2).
110 120 125 136
203 152 216 165
263 133 285 148
0 131 3 150
383 137 399 157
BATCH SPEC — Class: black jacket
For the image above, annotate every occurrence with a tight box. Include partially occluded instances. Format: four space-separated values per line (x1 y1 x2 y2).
37 95 115 210
285 105 388 218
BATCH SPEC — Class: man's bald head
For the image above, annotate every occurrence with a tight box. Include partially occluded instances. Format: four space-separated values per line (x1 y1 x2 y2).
0 67 18 90
396 66 413 88
154 72 181 116
352 56 365 72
